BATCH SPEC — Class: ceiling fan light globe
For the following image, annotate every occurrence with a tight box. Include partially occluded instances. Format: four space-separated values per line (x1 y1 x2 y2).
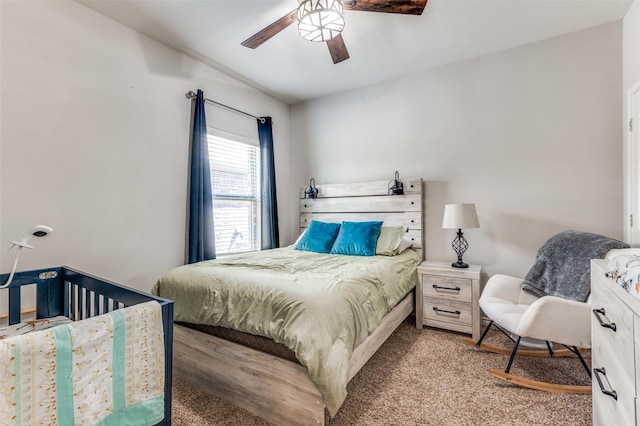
297 0 344 42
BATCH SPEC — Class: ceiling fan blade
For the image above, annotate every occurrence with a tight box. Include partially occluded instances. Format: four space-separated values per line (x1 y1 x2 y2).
342 0 428 15
241 9 297 49
326 34 350 64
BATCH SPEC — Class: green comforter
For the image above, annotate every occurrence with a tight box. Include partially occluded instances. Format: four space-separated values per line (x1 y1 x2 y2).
151 247 420 415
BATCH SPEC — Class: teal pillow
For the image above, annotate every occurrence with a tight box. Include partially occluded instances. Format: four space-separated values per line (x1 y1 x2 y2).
294 220 341 253
330 221 383 256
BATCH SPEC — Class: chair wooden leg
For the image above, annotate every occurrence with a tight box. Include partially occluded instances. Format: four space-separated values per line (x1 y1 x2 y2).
489 342 593 393
488 369 592 394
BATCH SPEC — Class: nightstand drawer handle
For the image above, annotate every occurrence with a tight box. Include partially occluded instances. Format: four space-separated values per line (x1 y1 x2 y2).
433 307 461 316
593 308 616 332
432 284 461 292
593 367 617 400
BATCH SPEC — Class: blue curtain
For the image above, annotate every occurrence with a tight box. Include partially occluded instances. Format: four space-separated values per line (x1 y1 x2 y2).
188 89 216 263
258 117 280 249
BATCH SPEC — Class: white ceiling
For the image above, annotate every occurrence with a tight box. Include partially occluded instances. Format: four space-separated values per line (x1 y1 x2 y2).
78 0 633 104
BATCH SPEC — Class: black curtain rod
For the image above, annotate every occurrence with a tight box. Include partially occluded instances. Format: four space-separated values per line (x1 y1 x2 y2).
185 91 265 124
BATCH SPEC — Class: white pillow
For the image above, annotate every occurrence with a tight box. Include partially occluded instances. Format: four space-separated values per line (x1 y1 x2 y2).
396 237 414 254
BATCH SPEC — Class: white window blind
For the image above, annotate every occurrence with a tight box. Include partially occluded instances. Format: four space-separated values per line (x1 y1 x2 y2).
208 134 260 255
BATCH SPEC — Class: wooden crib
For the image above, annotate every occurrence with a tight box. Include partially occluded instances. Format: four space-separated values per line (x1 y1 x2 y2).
0 266 174 425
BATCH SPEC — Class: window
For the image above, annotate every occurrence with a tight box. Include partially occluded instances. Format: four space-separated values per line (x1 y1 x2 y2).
208 133 260 256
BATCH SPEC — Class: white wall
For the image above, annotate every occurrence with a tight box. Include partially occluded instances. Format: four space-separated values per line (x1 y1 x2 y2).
623 1 640 244
0 1 626 289
624 0 640 91
0 1 291 291
290 22 623 279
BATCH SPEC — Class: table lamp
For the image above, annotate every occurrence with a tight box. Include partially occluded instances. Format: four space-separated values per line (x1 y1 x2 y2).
442 203 479 268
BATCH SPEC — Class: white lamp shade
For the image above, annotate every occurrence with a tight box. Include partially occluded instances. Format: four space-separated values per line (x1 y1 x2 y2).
442 203 480 229
297 0 344 42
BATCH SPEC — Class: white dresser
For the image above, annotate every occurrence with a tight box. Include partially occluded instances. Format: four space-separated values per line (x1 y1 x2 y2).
591 259 640 425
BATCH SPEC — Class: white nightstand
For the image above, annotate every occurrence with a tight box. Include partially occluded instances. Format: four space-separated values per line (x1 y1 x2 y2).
415 261 483 341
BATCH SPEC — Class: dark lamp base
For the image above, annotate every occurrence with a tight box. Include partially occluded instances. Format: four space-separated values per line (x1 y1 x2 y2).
451 261 469 268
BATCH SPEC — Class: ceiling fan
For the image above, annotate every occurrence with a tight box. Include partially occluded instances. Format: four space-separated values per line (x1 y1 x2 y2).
241 0 428 64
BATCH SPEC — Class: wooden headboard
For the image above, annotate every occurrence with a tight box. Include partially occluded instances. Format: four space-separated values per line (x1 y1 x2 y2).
298 178 424 260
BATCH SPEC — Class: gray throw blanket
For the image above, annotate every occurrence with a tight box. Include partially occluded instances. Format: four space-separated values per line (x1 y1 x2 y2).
522 230 629 302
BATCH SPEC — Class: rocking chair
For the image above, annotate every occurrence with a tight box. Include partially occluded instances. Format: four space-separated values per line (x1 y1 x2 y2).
463 230 633 393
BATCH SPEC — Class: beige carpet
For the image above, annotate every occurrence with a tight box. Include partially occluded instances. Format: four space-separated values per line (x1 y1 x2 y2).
172 318 592 425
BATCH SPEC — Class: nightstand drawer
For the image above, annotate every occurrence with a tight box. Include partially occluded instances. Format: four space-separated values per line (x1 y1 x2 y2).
422 275 471 302
423 297 472 327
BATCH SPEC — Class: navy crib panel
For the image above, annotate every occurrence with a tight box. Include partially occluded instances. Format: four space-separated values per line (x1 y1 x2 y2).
0 266 174 426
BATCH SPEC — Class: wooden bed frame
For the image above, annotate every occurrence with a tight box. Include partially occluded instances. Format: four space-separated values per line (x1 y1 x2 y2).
0 266 174 426
173 177 424 425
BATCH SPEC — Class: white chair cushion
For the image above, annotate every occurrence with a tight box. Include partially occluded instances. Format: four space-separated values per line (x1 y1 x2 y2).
479 274 538 334
480 294 529 334
480 273 592 348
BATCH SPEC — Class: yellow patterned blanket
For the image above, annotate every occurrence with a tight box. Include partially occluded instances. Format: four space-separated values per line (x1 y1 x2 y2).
0 301 165 426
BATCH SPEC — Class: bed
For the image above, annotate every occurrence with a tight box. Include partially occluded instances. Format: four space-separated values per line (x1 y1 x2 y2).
158 178 423 426
0 266 174 425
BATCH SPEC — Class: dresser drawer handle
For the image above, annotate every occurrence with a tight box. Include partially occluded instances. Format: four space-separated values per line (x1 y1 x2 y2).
593 367 618 400
432 284 461 292
433 307 461 316
592 308 617 332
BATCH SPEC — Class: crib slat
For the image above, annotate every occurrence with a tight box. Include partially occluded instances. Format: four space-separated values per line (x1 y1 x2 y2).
94 292 101 316
70 283 77 321
8 287 21 325
85 289 91 318
64 281 70 318
78 287 84 319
